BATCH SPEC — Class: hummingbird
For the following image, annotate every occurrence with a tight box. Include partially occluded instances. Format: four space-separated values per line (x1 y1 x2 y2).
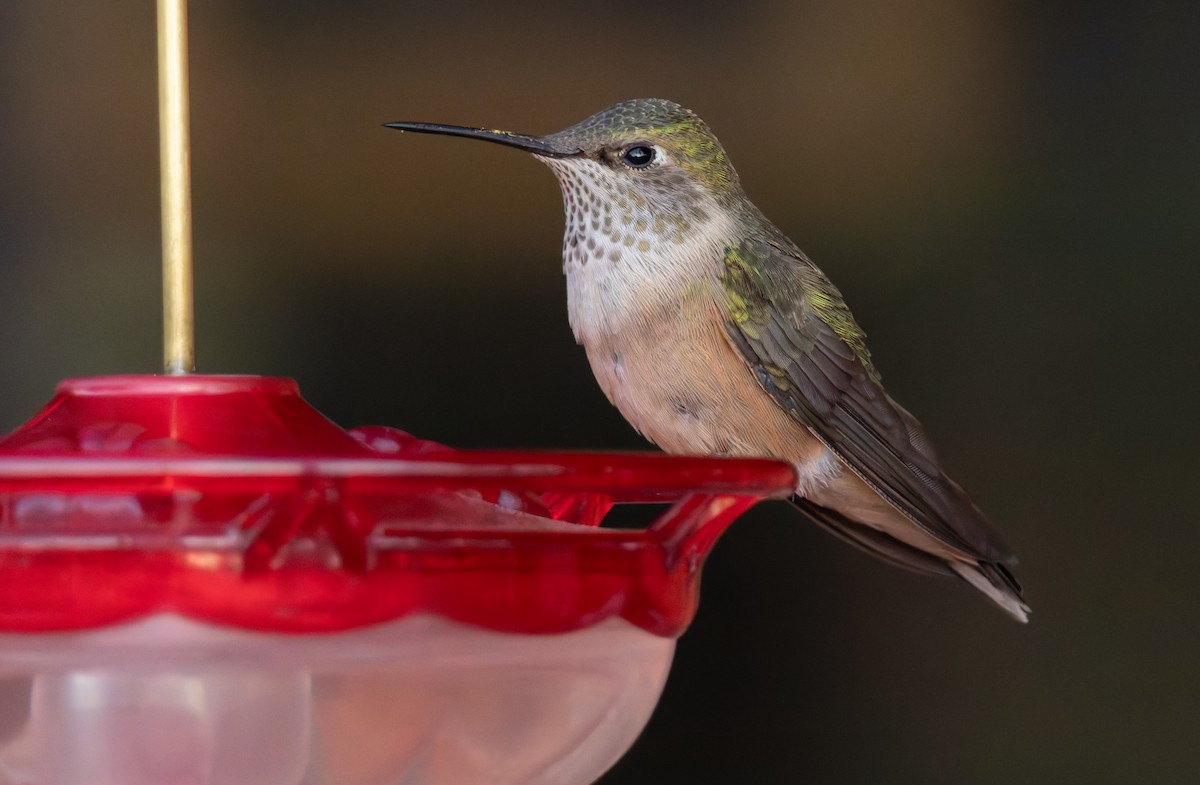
386 99 1030 621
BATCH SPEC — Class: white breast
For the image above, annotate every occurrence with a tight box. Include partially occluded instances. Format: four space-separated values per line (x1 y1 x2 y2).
544 158 734 343
564 222 733 342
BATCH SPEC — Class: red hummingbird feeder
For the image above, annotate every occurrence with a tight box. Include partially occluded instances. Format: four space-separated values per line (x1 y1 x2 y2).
0 3 796 784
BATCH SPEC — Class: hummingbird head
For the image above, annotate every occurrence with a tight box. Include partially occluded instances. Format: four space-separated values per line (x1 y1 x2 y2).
388 99 745 268
539 98 739 193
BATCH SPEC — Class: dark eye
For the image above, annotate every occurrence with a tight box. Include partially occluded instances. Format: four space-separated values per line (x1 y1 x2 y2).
621 145 655 168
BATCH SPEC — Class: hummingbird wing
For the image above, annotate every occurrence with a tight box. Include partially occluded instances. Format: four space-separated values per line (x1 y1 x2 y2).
719 238 1015 564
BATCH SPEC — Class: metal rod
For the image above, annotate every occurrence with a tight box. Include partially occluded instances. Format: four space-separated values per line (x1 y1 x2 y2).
157 0 195 374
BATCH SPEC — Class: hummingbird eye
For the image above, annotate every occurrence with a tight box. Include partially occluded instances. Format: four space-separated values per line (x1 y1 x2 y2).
620 145 656 169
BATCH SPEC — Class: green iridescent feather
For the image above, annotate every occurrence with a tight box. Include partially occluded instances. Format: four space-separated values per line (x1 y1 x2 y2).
719 238 1013 563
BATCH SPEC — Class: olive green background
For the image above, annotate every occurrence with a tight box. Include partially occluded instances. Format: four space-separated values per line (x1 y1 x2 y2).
1 1 1197 782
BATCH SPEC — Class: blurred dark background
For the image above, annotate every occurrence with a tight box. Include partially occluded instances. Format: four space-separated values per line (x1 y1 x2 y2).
1 1 1198 782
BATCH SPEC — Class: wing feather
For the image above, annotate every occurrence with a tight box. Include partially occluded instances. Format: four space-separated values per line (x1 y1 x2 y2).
720 238 1014 563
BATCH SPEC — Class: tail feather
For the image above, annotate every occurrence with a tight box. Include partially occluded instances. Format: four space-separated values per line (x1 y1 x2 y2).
789 495 954 578
789 496 1030 622
949 561 1031 623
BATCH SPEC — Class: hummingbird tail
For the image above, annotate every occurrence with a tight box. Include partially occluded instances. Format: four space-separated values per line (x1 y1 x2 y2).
789 495 955 577
789 496 1031 623
948 561 1031 623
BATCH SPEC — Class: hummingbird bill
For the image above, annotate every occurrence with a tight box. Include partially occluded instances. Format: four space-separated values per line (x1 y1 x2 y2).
387 99 1030 621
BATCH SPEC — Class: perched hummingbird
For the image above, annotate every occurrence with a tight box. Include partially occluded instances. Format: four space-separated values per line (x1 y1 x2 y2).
387 99 1030 621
